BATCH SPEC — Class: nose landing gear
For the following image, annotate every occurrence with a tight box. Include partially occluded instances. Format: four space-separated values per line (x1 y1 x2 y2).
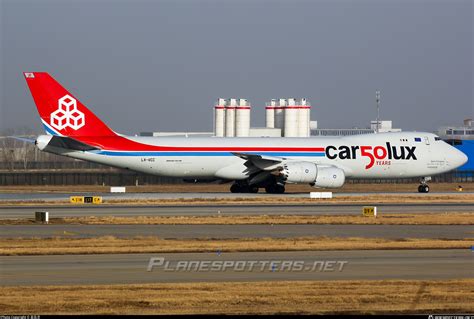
418 184 430 193
418 177 431 193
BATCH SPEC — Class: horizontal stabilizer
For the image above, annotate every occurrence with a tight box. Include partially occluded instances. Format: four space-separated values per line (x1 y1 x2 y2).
6 136 36 144
48 136 99 151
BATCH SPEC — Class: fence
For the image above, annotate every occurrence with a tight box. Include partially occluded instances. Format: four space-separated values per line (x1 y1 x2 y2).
0 170 182 186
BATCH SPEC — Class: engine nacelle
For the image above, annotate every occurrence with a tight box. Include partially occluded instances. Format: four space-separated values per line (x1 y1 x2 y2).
311 167 345 188
35 135 53 151
280 162 318 183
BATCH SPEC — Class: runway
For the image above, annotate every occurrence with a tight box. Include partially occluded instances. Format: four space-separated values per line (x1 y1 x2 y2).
1 203 473 219
1 249 472 286
0 191 472 202
2 194 472 288
1 224 472 239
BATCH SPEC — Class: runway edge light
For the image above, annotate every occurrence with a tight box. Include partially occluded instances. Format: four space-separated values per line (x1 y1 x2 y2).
35 211 49 224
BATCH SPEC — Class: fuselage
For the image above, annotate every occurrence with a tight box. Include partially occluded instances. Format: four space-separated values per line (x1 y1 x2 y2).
48 131 467 181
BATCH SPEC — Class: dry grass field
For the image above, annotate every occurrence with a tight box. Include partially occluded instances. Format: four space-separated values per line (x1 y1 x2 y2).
1 236 471 256
1 279 473 314
2 212 473 225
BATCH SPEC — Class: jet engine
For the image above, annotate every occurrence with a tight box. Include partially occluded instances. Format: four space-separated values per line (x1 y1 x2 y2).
279 162 345 188
280 162 318 183
310 166 345 188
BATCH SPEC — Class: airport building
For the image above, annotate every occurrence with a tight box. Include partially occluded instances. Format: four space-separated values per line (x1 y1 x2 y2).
311 120 401 136
437 118 474 141
437 119 474 173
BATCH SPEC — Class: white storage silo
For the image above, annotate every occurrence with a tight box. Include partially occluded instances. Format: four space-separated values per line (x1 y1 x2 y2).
297 98 311 137
265 99 276 128
214 98 226 137
284 98 298 137
306 106 311 136
225 98 237 137
274 98 286 134
235 98 251 137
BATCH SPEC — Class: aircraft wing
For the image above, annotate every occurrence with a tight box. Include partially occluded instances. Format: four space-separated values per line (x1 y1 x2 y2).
231 152 284 171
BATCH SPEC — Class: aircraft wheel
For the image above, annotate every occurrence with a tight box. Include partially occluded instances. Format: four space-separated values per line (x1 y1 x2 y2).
249 186 259 193
230 184 241 193
275 184 285 194
265 185 275 194
265 184 285 194
418 185 429 193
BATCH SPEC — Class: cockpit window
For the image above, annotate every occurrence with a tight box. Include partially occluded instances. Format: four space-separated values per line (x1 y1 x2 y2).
435 137 441 141
444 139 463 145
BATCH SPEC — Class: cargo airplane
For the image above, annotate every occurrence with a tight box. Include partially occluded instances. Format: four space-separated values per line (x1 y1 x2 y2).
22 72 468 193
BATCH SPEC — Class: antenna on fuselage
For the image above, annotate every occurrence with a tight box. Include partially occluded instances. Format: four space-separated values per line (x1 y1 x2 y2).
375 90 381 134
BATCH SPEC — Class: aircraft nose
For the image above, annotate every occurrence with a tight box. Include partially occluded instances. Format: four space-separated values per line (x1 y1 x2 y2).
454 149 468 168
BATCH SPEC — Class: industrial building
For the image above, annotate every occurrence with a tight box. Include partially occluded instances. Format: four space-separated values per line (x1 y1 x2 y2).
213 97 311 138
143 98 404 138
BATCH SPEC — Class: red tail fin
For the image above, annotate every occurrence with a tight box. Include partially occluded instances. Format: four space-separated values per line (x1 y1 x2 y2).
24 72 116 137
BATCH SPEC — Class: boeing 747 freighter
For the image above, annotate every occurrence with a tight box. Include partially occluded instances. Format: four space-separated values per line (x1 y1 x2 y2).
22 72 468 193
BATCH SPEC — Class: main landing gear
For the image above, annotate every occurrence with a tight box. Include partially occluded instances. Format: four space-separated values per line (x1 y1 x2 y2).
264 184 285 194
230 180 286 194
418 177 431 193
230 183 259 193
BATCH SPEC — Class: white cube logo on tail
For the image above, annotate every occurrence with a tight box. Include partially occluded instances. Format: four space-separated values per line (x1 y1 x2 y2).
50 95 85 130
